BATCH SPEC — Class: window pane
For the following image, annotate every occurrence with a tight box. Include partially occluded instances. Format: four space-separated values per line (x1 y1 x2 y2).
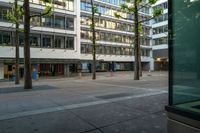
66 37 74 49
42 35 52 48
55 36 65 49
66 17 74 30
55 16 65 29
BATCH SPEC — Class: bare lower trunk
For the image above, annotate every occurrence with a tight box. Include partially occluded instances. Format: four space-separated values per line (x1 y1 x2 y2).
91 0 96 80
24 0 32 89
15 0 20 84
138 41 142 77
134 2 139 80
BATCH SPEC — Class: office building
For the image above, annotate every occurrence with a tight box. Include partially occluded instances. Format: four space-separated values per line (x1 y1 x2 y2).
0 0 163 80
152 0 168 71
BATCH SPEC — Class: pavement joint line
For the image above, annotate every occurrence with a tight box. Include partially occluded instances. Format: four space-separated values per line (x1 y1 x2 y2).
74 80 167 91
0 91 167 121
69 110 105 133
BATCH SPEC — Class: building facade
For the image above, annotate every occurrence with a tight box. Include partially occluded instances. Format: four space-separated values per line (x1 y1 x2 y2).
0 0 162 80
0 0 80 80
151 0 168 71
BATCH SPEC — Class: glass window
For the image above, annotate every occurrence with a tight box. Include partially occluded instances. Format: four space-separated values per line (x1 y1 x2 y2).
66 37 74 49
30 34 40 47
105 46 111 54
42 16 53 27
111 47 116 55
55 15 65 29
31 14 41 26
0 8 2 20
81 44 86 53
42 35 52 48
55 36 65 49
2 9 9 21
0 31 11 46
19 34 24 46
53 0 66 9
81 2 86 10
66 17 74 30
68 0 74 11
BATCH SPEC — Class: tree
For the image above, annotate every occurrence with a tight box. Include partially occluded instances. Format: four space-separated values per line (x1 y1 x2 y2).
7 0 23 84
115 0 163 80
88 0 101 80
23 0 52 89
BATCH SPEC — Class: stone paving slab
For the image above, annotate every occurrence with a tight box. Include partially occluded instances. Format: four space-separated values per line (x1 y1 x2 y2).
81 130 102 133
100 112 167 133
115 93 168 114
0 93 168 133
71 102 147 128
0 110 95 133
0 85 59 94
0 72 168 133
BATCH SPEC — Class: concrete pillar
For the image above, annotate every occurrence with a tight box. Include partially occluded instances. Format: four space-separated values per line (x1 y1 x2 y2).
64 64 70 77
150 59 154 71
0 63 4 80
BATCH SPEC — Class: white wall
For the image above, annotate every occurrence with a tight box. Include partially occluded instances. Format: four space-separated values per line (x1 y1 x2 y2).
0 46 80 59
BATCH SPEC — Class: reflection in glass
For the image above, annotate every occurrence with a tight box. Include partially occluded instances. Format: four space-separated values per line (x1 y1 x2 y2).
171 0 200 114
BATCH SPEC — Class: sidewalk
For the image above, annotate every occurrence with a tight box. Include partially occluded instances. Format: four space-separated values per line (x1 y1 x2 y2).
0 71 168 133
0 93 167 133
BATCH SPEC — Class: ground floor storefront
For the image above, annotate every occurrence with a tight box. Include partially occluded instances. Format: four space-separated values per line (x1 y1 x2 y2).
154 58 168 71
0 59 151 80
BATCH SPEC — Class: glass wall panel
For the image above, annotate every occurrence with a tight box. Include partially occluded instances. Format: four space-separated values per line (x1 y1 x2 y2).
66 17 74 30
42 16 53 27
55 36 65 49
66 37 74 49
0 31 11 46
42 35 52 48
30 34 40 47
55 15 65 29
171 0 200 114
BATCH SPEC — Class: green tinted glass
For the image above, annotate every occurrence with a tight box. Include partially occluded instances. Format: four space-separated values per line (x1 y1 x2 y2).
172 0 200 114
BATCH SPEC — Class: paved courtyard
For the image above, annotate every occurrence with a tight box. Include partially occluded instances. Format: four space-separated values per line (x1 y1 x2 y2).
0 71 168 133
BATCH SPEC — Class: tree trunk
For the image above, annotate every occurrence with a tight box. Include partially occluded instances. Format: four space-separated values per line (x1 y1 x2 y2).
15 0 20 84
24 0 32 89
138 37 142 77
91 0 96 80
134 2 140 80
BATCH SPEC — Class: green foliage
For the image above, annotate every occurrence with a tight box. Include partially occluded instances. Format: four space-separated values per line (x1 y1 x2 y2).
153 8 163 18
114 12 121 18
149 0 157 5
138 22 142 33
120 4 128 11
43 6 52 16
136 0 142 4
6 11 18 23
90 23 95 30
17 6 25 16
93 6 98 13
92 6 101 16
128 6 136 12
41 0 52 3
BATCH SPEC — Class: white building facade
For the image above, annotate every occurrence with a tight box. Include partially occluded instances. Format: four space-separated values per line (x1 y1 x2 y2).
0 0 165 80
152 0 168 71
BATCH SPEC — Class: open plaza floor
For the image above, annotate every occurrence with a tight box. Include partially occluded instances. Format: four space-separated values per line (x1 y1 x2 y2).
0 71 168 133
